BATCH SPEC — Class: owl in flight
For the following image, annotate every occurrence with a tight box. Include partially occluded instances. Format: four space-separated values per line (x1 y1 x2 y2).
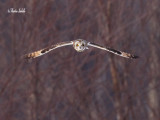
23 39 138 59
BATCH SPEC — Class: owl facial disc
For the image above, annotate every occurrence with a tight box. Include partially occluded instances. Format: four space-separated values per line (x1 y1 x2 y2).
73 39 88 52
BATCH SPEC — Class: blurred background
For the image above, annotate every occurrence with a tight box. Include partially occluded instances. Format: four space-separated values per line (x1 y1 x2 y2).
0 0 160 120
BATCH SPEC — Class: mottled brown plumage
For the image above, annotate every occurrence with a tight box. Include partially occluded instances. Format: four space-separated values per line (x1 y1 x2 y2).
23 39 138 59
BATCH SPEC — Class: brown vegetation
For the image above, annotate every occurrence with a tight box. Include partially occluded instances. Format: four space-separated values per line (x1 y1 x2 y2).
0 0 160 120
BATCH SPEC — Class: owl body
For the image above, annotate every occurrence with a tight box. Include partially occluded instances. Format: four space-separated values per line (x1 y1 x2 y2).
73 39 88 52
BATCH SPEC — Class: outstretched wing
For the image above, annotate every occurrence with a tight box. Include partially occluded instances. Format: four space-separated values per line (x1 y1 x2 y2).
88 42 138 59
23 41 73 59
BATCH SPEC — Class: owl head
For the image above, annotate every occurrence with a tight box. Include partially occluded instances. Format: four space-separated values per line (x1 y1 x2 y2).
73 39 88 52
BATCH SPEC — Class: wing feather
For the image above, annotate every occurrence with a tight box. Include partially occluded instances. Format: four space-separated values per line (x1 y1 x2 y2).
88 42 138 59
23 41 73 59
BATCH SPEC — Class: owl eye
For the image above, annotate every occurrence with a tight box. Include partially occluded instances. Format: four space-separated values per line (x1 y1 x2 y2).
82 44 84 46
76 44 79 47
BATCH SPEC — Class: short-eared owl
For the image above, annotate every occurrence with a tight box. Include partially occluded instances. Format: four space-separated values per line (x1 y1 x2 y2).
23 39 138 59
